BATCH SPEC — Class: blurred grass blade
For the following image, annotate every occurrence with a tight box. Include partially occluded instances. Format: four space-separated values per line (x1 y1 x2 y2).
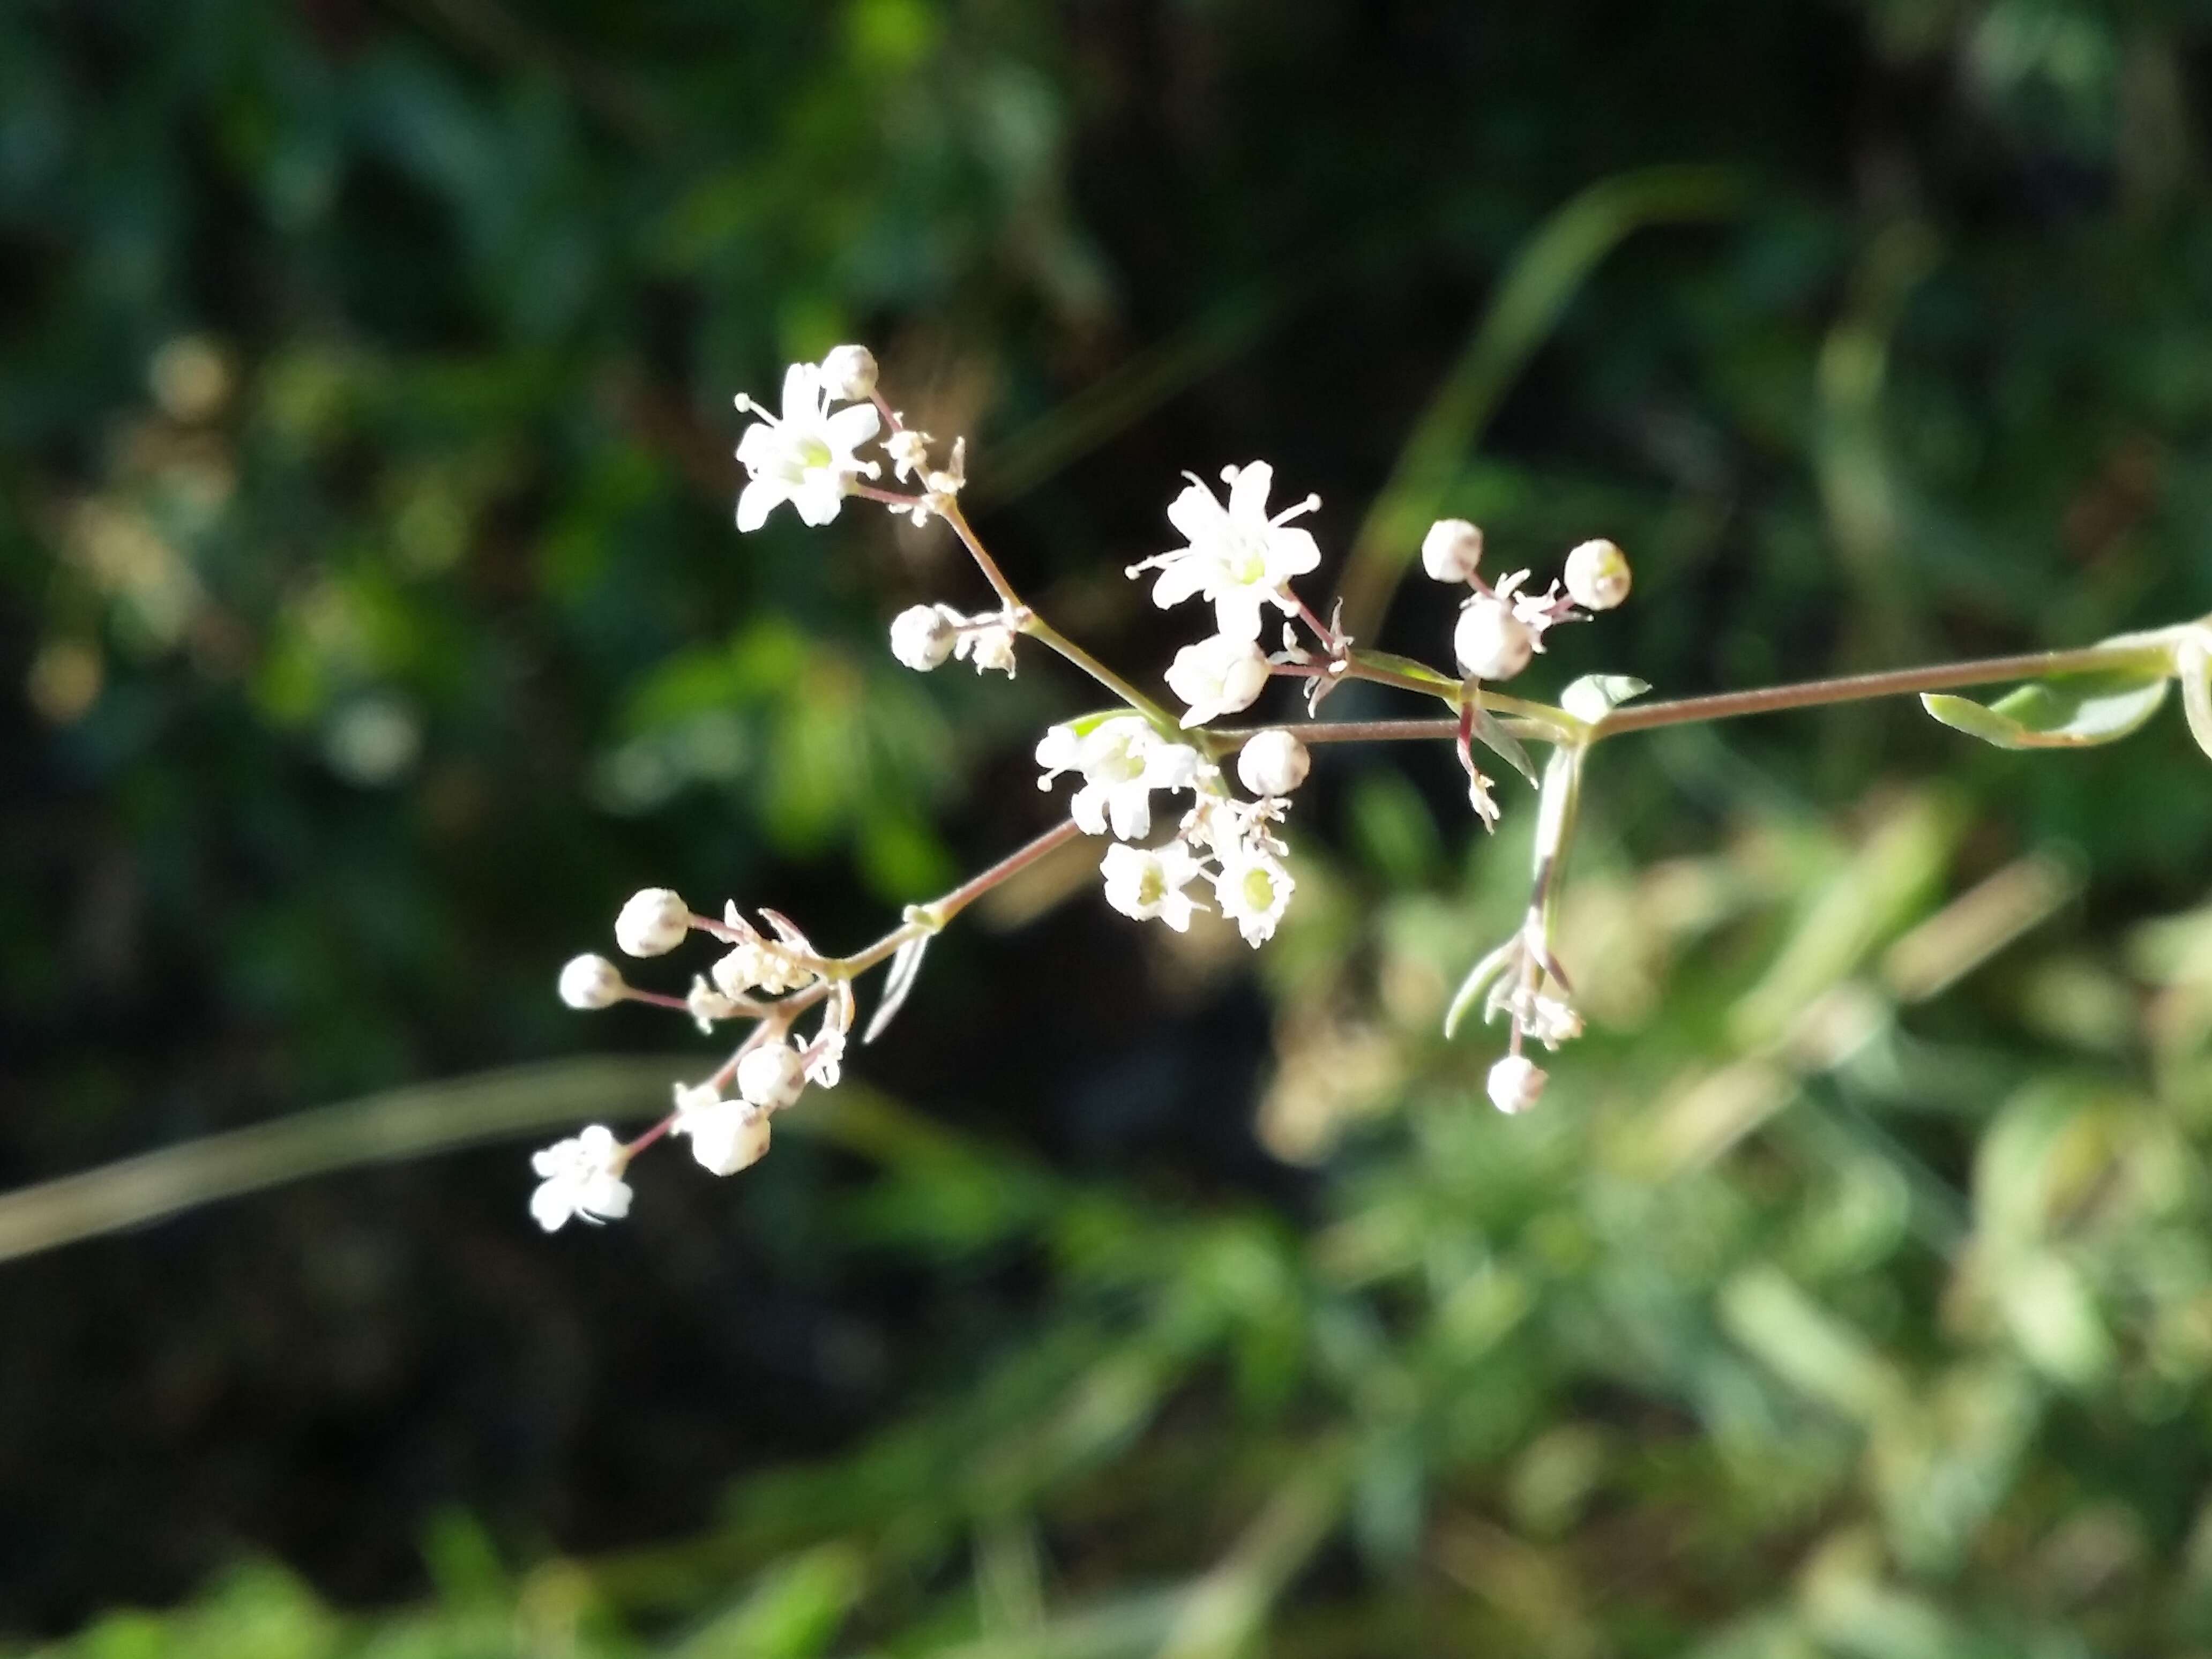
1922 668 2170 750
1335 166 1743 639
0 1057 684 1265
1154 1447 1351 1659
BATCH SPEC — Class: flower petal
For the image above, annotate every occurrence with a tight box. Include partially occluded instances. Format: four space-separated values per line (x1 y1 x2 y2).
825 400 881 449
1227 461 1274 524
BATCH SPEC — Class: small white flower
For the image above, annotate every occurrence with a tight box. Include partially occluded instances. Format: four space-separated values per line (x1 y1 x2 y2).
955 619 1019 677
736 1039 809 1111
1453 596 1533 682
529 1125 632 1231
1421 519 1484 584
557 954 626 1010
615 888 690 957
686 975 742 1033
889 603 959 671
818 343 878 402
1213 846 1294 946
711 935 812 998
1100 841 1206 931
1563 539 1631 611
1486 1054 1547 1115
1036 715 1202 840
733 362 882 531
671 1085 774 1176
1235 729 1310 797
1127 462 1322 642
885 427 931 483
1165 634 1271 728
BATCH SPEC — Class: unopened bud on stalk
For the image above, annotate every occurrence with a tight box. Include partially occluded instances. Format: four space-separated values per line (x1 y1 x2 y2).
1563 539 1631 611
736 1041 809 1111
1454 596 1534 682
558 953 627 1010
889 603 958 670
615 888 691 957
1236 729 1311 797
1421 518 1485 584
818 343 878 402
1486 1053 1547 1115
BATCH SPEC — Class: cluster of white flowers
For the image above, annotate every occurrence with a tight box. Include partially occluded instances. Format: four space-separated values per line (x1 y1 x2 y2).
531 885 851 1230
536 347 1642 1229
1033 711 1308 945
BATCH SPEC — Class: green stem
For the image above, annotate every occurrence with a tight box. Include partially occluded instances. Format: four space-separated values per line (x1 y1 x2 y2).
1590 632 2184 742
834 817 1088 977
1021 612 1186 737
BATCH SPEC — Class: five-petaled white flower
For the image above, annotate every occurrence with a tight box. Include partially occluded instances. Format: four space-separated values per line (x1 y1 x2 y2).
1127 462 1322 642
1036 715 1202 840
529 1125 633 1231
1100 840 1207 930
734 362 882 531
1212 846 1295 946
1164 634 1271 728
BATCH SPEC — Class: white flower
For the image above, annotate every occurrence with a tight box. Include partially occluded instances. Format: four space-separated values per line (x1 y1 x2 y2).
1126 462 1322 642
1100 841 1206 930
1213 846 1294 946
733 362 881 531
711 933 812 998
1235 729 1310 797
557 954 625 1010
1421 519 1484 584
1563 539 1631 610
1165 634 1271 728
1486 1054 1547 1115
818 343 878 402
686 975 741 1032
955 619 1018 676
615 888 690 957
1036 715 1202 840
529 1125 632 1231
671 1085 774 1176
885 428 931 483
1453 596 1533 682
890 603 959 670
736 1039 809 1111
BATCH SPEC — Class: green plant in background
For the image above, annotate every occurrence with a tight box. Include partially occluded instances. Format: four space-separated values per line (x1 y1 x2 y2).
12 0 2212 1654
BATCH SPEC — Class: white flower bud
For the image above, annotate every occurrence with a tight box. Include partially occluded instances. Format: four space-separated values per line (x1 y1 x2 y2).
1421 518 1484 584
736 1041 808 1111
1486 1053 1548 1115
1165 634 1271 727
889 603 958 670
818 343 878 402
1454 596 1534 682
614 887 690 957
1236 729 1311 797
1562 539 1631 611
684 1102 773 1176
558 953 626 1010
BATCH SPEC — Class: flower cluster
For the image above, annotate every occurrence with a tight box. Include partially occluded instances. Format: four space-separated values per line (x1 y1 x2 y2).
534 346 1641 1229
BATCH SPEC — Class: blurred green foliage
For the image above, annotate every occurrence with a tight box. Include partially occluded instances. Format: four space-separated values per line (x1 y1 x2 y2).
11 0 2212 1654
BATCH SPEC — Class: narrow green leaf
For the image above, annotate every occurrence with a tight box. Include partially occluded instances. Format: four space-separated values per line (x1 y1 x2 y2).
1349 648 1461 696
1443 936 1520 1039
1468 706 1537 785
2178 630 2212 762
1922 670 2169 750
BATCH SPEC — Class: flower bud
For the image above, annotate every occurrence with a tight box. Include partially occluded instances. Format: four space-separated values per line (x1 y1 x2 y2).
1165 634 1271 727
736 1041 808 1111
1453 596 1533 682
1421 518 1484 584
614 888 690 957
1236 729 1311 797
1563 539 1631 610
889 603 958 671
557 953 626 1010
818 343 878 402
1486 1053 1547 1115
686 1103 773 1176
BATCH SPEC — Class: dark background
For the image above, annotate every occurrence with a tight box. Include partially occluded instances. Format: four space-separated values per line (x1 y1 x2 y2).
9 1 2212 1653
